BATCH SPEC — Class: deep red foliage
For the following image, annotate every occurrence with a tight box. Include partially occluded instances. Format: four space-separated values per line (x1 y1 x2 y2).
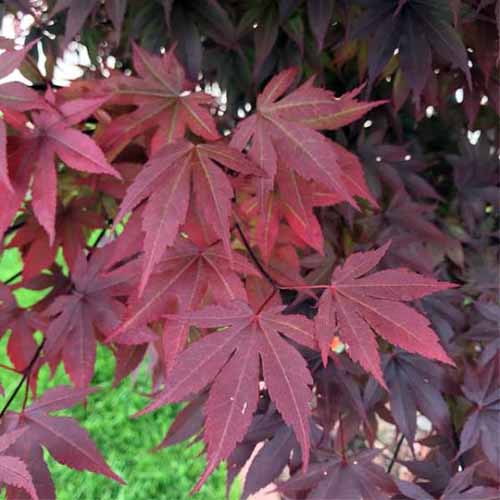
0 1 498 499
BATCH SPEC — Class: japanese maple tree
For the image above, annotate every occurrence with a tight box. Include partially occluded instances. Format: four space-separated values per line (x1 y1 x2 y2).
0 1 498 499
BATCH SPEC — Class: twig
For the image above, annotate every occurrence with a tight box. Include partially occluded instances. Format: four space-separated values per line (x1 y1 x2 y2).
0 338 45 419
387 434 405 473
339 412 347 462
233 220 278 289
88 218 114 253
451 419 466 470
2 270 22 285
4 220 25 237
89 226 108 252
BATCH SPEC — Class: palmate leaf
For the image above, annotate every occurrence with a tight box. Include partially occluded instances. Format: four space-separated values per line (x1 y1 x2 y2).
107 236 259 372
114 139 264 293
0 428 38 500
315 241 455 386
351 0 471 101
1 93 120 243
241 162 344 262
97 44 219 159
383 352 451 442
279 448 396 499
43 250 152 388
458 356 500 468
7 197 103 280
137 300 317 491
0 39 46 193
0 39 37 80
396 462 500 499
0 283 44 375
230 67 383 205
0 387 123 500
50 0 127 48
242 423 299 499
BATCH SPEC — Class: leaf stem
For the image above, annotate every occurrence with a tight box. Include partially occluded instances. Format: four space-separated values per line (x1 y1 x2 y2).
0 364 21 374
278 284 330 291
256 289 277 315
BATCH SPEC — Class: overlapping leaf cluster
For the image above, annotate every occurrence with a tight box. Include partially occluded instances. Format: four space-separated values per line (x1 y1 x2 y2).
0 1 498 499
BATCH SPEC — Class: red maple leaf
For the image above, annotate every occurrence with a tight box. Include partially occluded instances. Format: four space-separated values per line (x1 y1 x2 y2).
2 92 120 243
114 139 263 293
7 197 103 280
136 299 317 491
382 352 452 443
239 162 343 262
279 449 396 499
458 357 500 468
0 428 38 500
0 387 124 499
50 0 126 48
315 241 455 386
107 236 259 371
230 68 383 204
0 39 46 193
42 250 151 388
0 284 44 375
0 40 36 81
97 43 219 159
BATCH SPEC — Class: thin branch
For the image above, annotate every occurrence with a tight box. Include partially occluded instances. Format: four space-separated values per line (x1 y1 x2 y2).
2 270 22 285
0 338 45 420
233 216 327 307
387 434 405 473
339 412 347 462
89 226 108 252
451 419 466 470
4 220 26 237
88 217 114 254
233 219 278 289
21 373 30 411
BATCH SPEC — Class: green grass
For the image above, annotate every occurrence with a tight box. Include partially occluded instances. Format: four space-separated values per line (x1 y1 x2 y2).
0 248 240 499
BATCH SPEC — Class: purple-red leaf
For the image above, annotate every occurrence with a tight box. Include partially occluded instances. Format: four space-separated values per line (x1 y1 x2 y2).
315 242 455 386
